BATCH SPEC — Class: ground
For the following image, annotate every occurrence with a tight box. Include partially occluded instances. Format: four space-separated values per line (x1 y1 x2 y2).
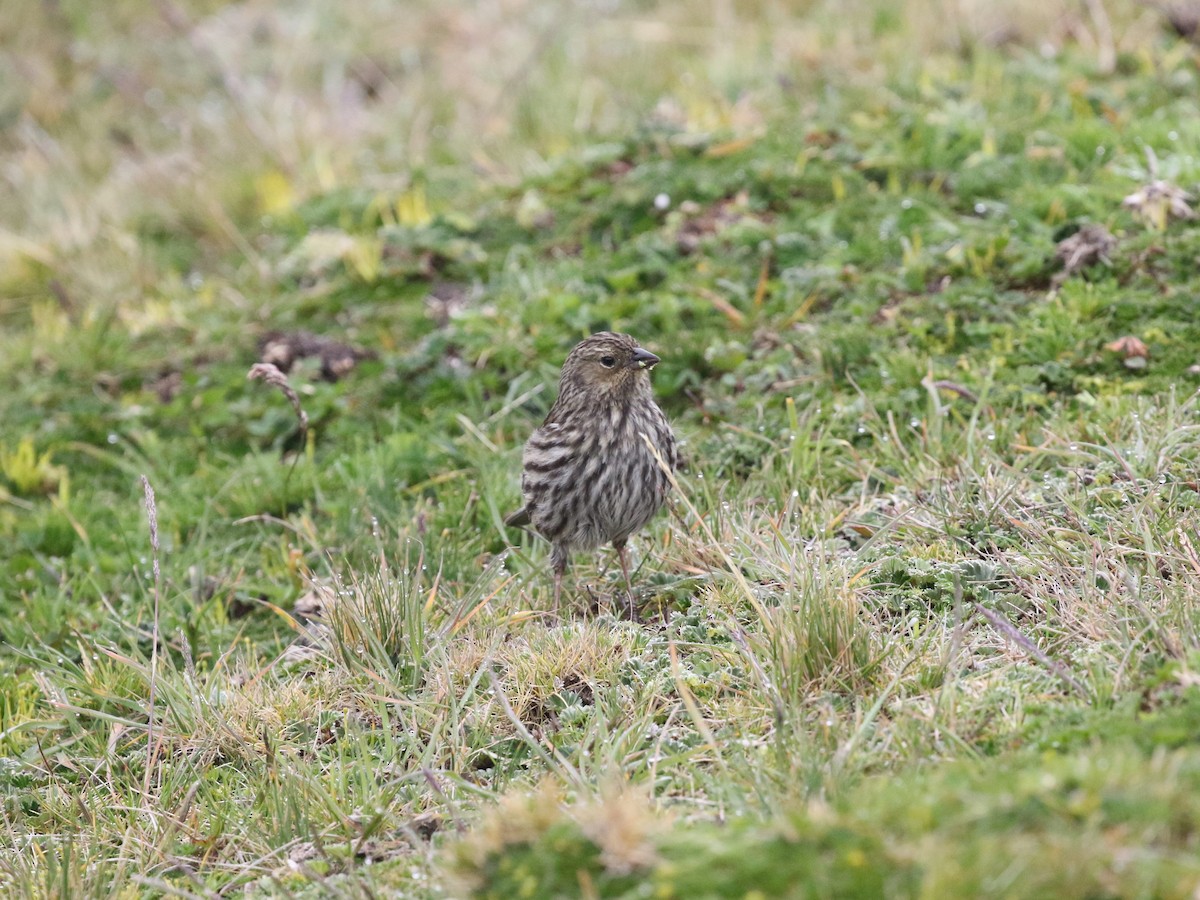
4 1 1200 896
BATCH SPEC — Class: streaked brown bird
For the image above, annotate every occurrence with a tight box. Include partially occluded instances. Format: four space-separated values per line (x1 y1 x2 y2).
506 332 678 612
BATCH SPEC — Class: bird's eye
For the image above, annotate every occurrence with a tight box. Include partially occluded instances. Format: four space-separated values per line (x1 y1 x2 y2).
600 356 616 368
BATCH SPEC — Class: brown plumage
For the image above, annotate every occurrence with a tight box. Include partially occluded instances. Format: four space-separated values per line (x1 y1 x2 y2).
507 332 678 612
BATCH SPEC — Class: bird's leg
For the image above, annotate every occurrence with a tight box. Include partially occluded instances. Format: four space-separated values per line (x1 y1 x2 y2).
615 540 635 619
551 546 568 620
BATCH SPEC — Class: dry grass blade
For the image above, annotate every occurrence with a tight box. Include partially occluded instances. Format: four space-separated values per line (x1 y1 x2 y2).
927 379 981 404
486 667 583 789
641 433 770 627
729 627 785 728
668 640 730 777
973 603 1088 696
140 475 162 806
1082 0 1116 72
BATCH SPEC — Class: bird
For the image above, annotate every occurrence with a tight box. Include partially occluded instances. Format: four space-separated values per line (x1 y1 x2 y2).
506 332 678 614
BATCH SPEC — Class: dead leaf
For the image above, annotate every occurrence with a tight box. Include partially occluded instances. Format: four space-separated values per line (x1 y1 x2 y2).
258 330 374 381
705 135 758 158
425 280 478 328
1123 180 1195 230
293 581 336 620
1055 224 1117 274
672 191 768 255
1099 336 1147 360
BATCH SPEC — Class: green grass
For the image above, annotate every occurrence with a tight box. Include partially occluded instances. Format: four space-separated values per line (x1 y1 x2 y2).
4 0 1200 895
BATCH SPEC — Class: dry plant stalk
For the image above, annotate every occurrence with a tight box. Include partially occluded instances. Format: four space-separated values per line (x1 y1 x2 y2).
140 475 162 805
248 362 309 442
974 603 1087 695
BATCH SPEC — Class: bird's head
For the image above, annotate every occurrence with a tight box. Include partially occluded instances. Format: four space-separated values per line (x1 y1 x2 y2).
558 332 660 402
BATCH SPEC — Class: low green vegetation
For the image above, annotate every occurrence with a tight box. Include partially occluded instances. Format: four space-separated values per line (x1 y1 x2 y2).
4 0 1200 896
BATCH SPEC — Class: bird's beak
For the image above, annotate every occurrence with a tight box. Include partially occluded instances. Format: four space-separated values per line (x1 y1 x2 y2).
631 347 660 369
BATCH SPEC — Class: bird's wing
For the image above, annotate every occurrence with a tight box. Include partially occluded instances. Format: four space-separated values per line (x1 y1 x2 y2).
507 421 574 528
